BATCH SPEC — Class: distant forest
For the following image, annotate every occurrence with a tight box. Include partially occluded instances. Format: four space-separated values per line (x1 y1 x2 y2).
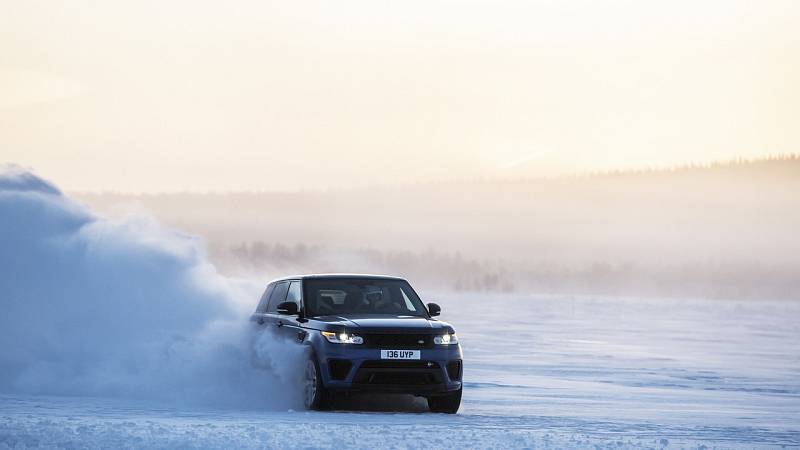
207 241 798 300
78 155 800 300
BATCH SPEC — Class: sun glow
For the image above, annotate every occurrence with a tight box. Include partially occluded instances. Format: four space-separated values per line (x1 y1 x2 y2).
1 0 798 192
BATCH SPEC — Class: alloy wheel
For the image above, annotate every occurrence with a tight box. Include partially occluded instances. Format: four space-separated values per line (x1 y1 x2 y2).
304 359 317 409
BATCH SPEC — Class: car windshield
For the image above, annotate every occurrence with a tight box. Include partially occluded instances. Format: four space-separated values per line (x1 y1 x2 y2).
304 278 428 317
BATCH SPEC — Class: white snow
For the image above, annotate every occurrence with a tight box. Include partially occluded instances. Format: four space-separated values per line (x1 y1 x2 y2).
2 296 798 449
0 165 303 408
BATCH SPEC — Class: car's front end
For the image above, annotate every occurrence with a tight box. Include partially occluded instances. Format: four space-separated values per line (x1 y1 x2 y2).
307 325 463 397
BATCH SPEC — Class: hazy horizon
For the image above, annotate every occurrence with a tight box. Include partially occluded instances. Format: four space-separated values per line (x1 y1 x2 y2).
15 154 797 194
76 156 800 300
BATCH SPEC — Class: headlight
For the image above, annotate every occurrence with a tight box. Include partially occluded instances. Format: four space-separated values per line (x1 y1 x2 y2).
434 333 459 345
321 331 364 344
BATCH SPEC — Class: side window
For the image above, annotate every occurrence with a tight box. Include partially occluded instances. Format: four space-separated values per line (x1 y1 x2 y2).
255 283 276 313
267 282 290 313
286 281 302 308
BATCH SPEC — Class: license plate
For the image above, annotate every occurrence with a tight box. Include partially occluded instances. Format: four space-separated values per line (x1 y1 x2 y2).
380 350 420 360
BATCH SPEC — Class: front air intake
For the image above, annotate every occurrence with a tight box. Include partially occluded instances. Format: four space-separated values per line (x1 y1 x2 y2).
446 360 462 381
328 359 353 380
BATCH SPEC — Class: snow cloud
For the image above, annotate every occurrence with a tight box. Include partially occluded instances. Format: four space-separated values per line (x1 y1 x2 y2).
0 165 302 408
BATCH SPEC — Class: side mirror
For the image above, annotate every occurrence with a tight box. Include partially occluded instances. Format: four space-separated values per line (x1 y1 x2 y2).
276 301 299 315
427 302 441 317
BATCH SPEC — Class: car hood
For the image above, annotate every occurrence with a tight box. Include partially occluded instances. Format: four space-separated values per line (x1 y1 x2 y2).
306 314 454 333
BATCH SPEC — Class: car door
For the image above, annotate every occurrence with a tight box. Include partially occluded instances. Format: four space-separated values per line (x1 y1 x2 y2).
251 282 276 326
260 280 290 330
275 280 307 343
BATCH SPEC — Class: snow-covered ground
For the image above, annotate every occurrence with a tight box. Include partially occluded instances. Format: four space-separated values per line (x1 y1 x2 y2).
2 295 798 449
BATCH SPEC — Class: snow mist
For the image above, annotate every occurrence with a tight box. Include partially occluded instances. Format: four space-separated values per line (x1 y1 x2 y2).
0 166 303 409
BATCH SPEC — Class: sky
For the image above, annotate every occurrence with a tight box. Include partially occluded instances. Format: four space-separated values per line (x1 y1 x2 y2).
1 0 799 192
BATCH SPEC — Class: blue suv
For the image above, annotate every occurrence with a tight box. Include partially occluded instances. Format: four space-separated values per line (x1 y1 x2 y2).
251 274 463 413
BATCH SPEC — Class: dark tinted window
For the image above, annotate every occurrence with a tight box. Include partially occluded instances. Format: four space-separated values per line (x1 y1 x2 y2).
255 283 276 313
266 281 290 312
304 278 426 317
286 281 302 308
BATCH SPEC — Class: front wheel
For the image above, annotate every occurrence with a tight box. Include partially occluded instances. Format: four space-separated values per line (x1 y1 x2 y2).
303 356 329 410
427 387 462 414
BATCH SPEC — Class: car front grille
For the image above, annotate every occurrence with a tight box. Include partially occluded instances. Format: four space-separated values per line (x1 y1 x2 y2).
361 333 434 349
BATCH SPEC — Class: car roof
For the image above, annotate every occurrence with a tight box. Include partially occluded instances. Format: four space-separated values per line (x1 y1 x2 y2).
266 273 407 284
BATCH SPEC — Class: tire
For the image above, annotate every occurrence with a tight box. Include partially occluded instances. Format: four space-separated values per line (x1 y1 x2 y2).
303 354 330 410
427 387 462 414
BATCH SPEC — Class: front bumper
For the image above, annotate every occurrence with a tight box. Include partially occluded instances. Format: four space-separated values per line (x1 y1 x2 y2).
317 344 463 396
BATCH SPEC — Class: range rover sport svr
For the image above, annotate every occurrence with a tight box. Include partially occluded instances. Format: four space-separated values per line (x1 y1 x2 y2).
250 274 463 413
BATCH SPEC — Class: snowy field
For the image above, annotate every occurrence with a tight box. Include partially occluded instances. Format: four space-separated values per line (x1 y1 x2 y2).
2 295 799 449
